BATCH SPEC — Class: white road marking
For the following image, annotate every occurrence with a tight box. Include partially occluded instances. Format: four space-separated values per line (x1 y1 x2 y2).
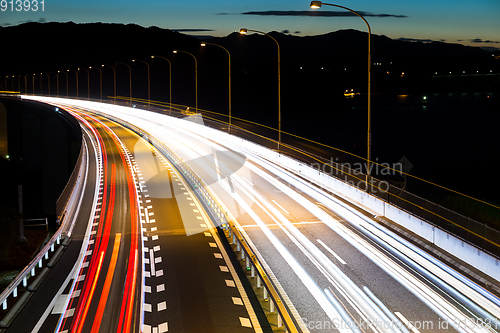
316 239 347 265
149 249 156 276
157 284 165 292
232 297 243 305
242 177 254 186
51 294 70 314
239 317 252 328
225 280 235 287
158 322 168 332
157 301 167 311
272 199 290 215
395 312 421 333
63 308 75 318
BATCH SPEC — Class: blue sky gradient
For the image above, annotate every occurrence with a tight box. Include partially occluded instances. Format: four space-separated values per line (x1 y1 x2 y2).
2 0 499 49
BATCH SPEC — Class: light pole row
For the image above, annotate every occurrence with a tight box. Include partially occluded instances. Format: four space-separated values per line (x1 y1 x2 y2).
7 1 371 171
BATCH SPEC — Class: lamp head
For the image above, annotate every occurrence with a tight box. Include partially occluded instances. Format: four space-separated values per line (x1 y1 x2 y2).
310 1 322 8
132 59 136 62
201 43 206 47
173 50 178 53
239 28 248 35
151 55 155 58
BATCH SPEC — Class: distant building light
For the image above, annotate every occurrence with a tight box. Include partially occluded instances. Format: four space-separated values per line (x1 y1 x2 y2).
463 71 465 74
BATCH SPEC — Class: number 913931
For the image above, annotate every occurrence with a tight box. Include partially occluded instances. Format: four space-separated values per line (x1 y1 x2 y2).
1 0 44 11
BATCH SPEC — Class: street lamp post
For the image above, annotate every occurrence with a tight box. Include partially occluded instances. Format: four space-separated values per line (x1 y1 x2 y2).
239 28 282 151
132 59 151 109
19 75 27 94
151 55 172 114
310 1 372 187
43 73 51 96
29 74 35 94
63 71 69 97
102 64 116 103
89 66 103 101
116 62 132 105
173 49 198 111
67 69 79 98
201 42 232 133
78 68 90 100
39 73 43 95
50 71 60 97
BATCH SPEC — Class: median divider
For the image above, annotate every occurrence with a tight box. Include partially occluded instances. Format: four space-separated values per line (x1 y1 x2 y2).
92 110 303 333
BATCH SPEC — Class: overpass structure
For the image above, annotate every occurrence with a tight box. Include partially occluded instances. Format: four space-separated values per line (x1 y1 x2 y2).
1 96 499 333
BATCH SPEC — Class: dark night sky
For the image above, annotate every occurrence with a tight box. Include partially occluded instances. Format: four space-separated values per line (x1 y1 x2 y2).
1 0 499 51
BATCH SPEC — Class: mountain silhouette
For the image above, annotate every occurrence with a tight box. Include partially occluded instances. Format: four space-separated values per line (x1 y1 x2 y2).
0 22 496 123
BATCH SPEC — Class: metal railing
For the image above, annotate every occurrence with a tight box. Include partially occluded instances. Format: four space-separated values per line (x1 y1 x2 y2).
31 94 500 257
0 134 88 326
93 110 303 332
72 94 499 257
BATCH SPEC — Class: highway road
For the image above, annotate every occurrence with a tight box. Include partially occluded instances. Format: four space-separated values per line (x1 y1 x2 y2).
5 102 263 333
22 96 500 333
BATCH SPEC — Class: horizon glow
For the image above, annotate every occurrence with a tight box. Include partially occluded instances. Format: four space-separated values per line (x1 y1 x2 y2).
1 0 499 50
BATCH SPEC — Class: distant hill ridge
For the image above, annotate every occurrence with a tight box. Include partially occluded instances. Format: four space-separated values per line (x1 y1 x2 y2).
0 21 490 75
